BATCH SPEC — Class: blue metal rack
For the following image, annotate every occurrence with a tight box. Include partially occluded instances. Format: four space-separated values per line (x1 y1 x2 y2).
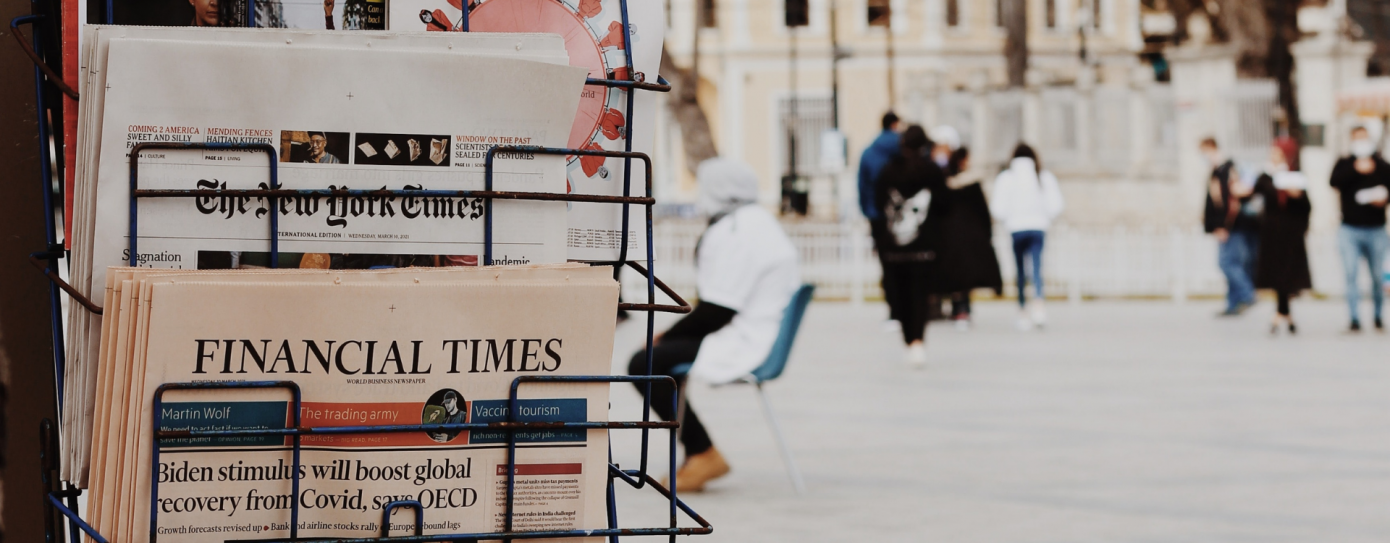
13 1 712 541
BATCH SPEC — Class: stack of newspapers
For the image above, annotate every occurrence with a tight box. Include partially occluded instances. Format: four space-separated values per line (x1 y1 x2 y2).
61 24 653 540
65 26 583 485
62 0 665 260
86 264 617 541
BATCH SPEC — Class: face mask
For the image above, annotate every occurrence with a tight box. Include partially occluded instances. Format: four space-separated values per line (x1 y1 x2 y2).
1351 140 1376 158
1205 152 1222 167
934 154 949 168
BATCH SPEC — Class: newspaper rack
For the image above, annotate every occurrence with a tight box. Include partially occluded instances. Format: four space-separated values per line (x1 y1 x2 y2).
13 2 714 541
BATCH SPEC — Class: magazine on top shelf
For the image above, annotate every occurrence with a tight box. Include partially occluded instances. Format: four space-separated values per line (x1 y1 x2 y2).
392 0 666 262
108 0 385 29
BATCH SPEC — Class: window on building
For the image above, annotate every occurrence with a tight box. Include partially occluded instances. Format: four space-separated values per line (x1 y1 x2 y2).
778 97 833 215
1045 0 1056 28
988 91 1023 164
699 0 716 27
867 0 891 27
1038 89 1079 170
939 92 974 149
785 0 808 26
779 97 834 177
1348 0 1390 74
1092 0 1102 29
945 0 959 27
995 0 1003 27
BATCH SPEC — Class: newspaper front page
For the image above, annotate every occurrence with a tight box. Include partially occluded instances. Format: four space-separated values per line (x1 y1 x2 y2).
83 265 594 535
100 267 616 542
91 38 585 286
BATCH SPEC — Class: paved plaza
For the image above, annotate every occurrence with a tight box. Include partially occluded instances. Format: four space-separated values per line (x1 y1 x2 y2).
608 299 1390 542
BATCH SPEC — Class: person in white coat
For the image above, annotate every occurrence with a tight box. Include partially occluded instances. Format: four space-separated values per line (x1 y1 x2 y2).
990 144 1064 330
627 157 800 492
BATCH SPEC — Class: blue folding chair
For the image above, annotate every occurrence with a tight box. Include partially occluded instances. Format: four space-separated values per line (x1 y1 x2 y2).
672 283 815 493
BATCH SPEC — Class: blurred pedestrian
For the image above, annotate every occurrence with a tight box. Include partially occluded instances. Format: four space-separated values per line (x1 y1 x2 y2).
991 143 1064 331
1329 125 1390 332
627 157 800 491
1253 145 1312 335
860 112 902 222
930 125 958 171
929 127 1002 330
1201 137 1260 317
860 112 903 325
873 125 947 367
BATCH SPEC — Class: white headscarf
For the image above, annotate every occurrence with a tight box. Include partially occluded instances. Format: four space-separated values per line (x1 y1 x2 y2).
930 125 961 151
696 157 761 218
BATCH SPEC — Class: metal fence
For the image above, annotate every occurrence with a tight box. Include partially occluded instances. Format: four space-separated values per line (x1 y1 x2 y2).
1146 85 1178 176
920 79 1275 179
778 97 836 176
1038 87 1080 171
633 219 1351 304
1223 79 1279 165
1091 86 1131 174
987 90 1024 165
939 91 975 150
962 84 1169 175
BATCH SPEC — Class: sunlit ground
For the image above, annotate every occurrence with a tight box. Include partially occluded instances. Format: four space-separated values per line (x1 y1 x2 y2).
609 299 1390 542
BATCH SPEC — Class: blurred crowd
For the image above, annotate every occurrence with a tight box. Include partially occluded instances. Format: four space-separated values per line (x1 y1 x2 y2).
858 112 1066 366
856 111 1390 365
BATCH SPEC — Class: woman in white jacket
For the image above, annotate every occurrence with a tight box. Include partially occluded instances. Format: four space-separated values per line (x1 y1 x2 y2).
990 144 1065 330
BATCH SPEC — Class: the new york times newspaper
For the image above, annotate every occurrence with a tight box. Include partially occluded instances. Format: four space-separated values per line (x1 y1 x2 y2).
88 38 587 304
123 270 616 542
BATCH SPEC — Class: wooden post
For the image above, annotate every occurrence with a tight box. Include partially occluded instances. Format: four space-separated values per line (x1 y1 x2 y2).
0 0 62 538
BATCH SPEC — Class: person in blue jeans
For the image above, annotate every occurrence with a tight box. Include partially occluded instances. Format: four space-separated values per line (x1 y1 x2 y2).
1200 137 1260 316
1011 230 1045 303
990 144 1064 331
1217 228 1260 316
1329 126 1390 332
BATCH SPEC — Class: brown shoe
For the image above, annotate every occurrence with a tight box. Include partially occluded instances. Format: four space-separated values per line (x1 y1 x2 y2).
674 447 730 492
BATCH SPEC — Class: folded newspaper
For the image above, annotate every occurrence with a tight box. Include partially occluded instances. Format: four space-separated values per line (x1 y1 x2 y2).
388 0 665 261
87 264 617 542
64 28 590 484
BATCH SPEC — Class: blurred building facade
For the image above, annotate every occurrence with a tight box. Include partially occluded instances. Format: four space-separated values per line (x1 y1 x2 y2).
650 0 1386 231
653 0 1165 223
643 0 1390 300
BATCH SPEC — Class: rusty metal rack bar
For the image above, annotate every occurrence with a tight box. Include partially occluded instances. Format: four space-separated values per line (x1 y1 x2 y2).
13 0 709 540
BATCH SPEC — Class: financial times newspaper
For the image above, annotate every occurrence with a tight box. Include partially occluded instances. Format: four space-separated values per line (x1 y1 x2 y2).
112 269 616 542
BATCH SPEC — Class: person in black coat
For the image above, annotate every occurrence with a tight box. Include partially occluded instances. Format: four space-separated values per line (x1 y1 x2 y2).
1201 137 1260 316
872 125 948 367
1253 145 1312 335
930 146 1004 329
